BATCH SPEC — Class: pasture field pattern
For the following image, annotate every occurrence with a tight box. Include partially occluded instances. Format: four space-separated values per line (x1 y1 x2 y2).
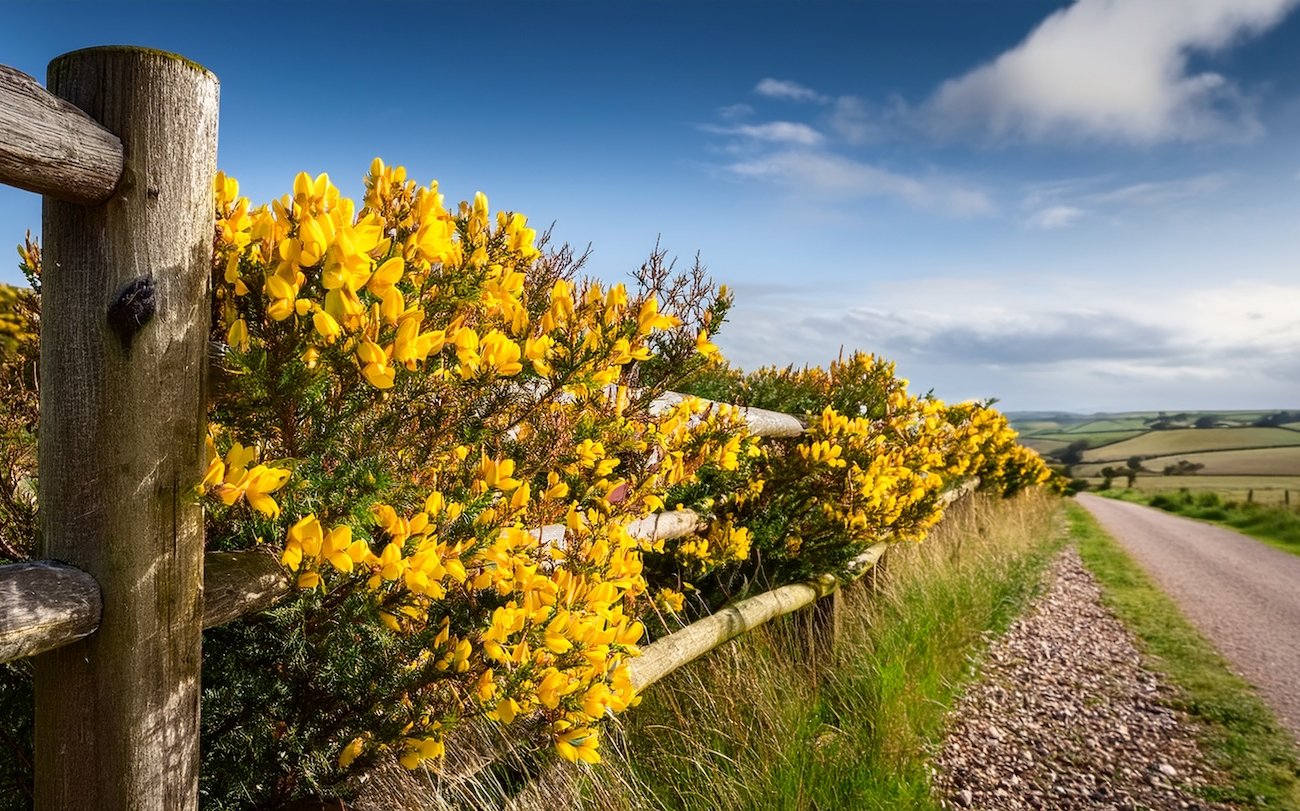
1009 411 1300 503
1078 428 1300 463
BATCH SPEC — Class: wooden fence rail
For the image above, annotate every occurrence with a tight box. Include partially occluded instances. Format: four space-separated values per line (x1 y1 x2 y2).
0 46 978 809
630 481 975 691
0 63 123 203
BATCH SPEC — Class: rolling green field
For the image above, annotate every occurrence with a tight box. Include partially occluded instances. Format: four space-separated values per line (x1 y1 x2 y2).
1018 437 1070 455
1009 410 1300 502
1025 430 1145 449
1079 427 1300 463
1083 447 1300 478
1010 410 1286 433
1058 418 1150 433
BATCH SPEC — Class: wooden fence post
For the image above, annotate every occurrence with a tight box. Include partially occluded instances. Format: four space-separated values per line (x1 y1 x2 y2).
32 47 217 810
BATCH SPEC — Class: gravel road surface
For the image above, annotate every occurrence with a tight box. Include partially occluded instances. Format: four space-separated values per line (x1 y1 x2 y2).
1076 493 1300 742
936 549 1230 810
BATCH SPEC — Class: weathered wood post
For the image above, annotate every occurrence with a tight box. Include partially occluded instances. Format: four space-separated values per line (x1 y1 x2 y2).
33 47 217 810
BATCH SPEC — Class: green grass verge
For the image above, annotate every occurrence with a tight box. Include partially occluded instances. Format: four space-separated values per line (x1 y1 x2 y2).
1100 488 1300 557
1069 503 1300 809
558 491 1064 811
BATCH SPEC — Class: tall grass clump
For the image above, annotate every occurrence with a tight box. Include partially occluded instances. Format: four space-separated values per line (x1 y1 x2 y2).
508 489 1063 811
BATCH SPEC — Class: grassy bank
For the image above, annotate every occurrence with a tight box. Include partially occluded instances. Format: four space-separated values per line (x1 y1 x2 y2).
1069 503 1300 809
512 489 1065 811
1103 488 1300 556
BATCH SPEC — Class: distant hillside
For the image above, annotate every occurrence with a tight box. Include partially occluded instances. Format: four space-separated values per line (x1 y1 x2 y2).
1009 409 1300 433
1010 409 1300 503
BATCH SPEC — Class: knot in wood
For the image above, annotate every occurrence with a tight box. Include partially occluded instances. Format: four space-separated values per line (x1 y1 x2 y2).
107 275 156 349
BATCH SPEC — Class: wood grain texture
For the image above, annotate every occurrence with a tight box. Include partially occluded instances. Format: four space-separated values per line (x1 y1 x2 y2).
531 509 702 553
0 64 123 203
0 550 292 662
33 47 217 811
0 562 101 663
202 550 289 630
625 508 703 541
629 578 829 690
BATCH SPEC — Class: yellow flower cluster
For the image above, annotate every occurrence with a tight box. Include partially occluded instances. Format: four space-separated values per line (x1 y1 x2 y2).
659 351 1052 586
0 284 34 359
1 234 39 359
675 517 752 565
202 431 290 518
941 401 1055 496
203 161 748 773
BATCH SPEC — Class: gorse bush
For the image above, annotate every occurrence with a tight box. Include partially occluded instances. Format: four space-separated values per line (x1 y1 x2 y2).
659 355 1058 600
0 159 1054 808
202 162 753 803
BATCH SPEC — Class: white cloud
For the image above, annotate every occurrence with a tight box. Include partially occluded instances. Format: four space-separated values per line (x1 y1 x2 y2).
713 276 1300 410
725 150 995 216
1020 172 1234 224
1089 173 1231 206
1027 205 1087 229
828 96 880 144
754 78 829 103
702 121 825 146
717 103 754 120
926 0 1299 143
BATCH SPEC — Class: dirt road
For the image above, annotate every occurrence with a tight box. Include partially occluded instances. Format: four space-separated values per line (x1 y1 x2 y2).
1075 493 1300 742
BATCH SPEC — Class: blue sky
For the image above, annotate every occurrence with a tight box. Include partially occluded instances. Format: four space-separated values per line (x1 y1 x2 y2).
2 1 1299 412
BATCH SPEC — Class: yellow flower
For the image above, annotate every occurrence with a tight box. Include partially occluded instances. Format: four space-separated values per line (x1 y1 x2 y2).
555 726 601 764
312 310 342 343
201 456 225 491
694 330 720 359
656 587 685 613
226 318 249 352
635 297 679 334
338 737 365 769
324 525 355 573
244 465 291 517
480 329 523 376
478 456 521 492
494 697 521 725
368 256 404 297
288 514 325 560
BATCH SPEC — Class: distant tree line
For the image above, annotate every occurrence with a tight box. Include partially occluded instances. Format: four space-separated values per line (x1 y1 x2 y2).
1255 411 1300 427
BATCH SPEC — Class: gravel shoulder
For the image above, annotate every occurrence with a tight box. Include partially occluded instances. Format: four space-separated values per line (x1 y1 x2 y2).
1076 493 1300 743
935 548 1231 810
